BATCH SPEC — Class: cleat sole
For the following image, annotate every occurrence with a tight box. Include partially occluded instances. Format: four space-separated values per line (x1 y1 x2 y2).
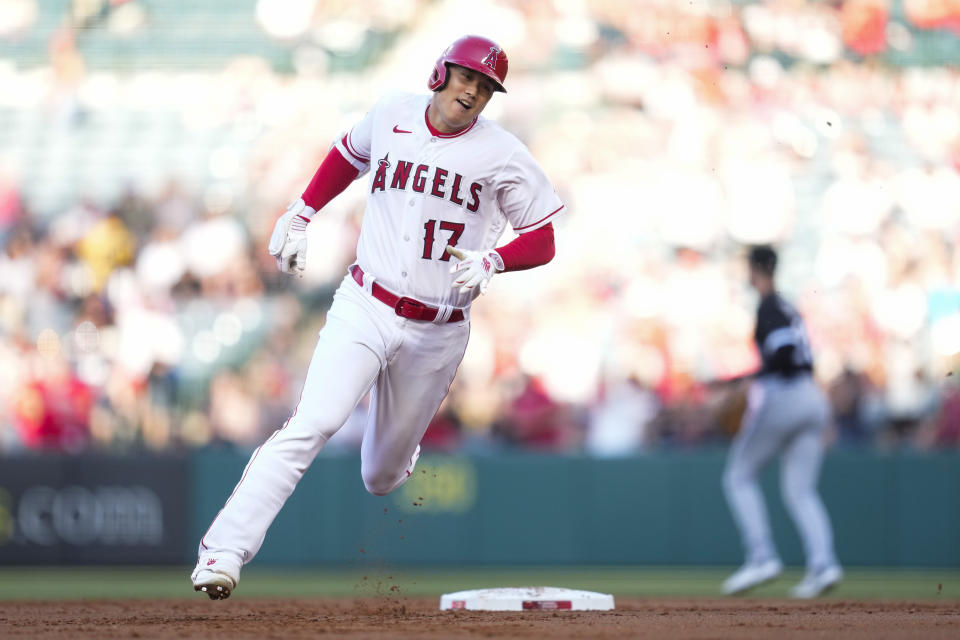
195 584 231 600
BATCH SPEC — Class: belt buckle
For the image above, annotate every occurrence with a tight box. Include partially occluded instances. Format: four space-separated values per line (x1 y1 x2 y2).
394 297 425 319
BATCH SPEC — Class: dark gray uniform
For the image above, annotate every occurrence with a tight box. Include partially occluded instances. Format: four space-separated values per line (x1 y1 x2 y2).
723 293 840 573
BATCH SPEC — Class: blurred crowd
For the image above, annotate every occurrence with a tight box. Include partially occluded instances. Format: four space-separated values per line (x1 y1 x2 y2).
1 0 959 456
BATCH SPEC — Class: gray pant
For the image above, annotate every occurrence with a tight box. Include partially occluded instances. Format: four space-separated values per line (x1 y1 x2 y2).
723 375 839 571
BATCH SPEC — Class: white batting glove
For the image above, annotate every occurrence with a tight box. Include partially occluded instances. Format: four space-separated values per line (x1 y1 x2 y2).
446 246 504 295
268 198 316 275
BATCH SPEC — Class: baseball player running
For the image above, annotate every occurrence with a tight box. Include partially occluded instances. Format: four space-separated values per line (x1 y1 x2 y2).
721 246 842 598
191 35 563 599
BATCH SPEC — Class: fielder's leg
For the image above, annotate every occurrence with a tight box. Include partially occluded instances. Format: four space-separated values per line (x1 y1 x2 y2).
722 381 786 594
780 386 841 597
193 286 384 598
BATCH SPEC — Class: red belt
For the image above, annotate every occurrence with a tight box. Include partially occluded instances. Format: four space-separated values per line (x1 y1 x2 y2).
350 265 464 323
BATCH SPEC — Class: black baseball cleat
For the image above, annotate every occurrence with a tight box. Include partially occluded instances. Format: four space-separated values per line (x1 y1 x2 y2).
195 582 232 600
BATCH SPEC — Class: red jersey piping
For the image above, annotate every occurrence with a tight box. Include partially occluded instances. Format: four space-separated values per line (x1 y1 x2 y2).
513 205 565 232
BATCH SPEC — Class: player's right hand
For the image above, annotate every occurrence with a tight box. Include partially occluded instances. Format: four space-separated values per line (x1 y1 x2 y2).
268 198 316 275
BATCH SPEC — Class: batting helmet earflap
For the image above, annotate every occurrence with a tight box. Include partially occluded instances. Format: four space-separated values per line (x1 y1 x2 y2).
428 35 508 93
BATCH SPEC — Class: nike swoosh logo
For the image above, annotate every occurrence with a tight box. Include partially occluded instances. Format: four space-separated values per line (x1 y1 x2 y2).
393 125 412 134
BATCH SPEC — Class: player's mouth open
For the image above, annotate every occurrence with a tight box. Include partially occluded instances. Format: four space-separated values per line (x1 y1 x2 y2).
456 99 472 111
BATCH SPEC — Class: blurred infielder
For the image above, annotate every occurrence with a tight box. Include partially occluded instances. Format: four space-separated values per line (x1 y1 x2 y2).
722 246 842 598
191 35 563 599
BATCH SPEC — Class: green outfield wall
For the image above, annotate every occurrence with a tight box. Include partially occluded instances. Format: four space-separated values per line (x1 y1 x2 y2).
190 450 960 568
1 451 956 566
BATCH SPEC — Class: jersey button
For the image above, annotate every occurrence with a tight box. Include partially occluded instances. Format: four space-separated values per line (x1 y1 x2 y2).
408 200 415 207
403 235 410 241
430 137 438 143
402 271 408 277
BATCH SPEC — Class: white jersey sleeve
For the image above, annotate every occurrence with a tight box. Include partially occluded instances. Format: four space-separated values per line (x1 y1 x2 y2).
334 126 370 175
494 145 564 234
334 94 397 176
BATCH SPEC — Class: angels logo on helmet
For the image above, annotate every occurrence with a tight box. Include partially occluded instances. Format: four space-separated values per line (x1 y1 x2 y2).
481 47 502 69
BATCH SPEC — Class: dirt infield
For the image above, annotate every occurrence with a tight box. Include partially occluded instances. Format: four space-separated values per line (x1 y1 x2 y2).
1 597 958 639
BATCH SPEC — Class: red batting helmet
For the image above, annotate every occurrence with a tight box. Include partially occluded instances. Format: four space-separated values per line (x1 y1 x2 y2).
428 35 508 94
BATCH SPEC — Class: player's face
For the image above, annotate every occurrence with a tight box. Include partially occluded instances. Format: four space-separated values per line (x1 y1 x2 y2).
431 65 496 132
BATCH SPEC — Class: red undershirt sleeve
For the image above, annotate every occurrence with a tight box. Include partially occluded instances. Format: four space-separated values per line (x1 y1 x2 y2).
301 147 361 212
495 223 555 272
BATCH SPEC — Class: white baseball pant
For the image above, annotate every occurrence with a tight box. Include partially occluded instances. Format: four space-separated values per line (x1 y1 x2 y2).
198 271 470 570
723 376 839 572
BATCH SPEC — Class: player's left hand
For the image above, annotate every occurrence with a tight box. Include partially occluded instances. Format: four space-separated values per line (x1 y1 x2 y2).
446 246 504 295
268 198 316 275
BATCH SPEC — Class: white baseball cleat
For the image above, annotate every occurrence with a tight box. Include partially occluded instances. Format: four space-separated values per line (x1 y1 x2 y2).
722 559 783 595
790 565 843 599
191 564 239 600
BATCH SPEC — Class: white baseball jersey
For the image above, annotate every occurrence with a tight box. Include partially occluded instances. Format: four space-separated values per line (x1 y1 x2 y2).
334 91 564 308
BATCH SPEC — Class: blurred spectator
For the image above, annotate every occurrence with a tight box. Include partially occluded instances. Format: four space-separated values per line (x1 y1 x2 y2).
828 367 881 446
208 370 262 448
841 0 889 57
585 376 659 456
884 366 940 445
905 0 960 34
77 213 136 292
495 375 578 452
13 355 92 453
931 376 960 449
0 165 23 247
420 397 463 453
